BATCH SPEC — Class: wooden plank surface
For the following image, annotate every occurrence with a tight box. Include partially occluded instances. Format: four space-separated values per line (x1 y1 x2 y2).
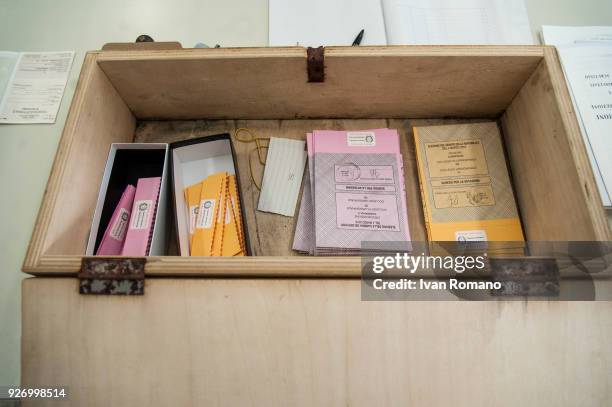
24 46 610 276
22 53 136 271
97 46 543 120
135 118 491 256
501 49 611 241
22 278 612 407
27 115 611 275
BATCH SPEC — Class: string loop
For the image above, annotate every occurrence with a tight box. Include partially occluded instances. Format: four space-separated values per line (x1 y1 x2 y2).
233 128 269 190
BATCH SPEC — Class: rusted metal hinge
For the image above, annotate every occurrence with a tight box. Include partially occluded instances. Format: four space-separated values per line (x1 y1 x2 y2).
78 257 145 295
490 257 560 297
307 46 325 83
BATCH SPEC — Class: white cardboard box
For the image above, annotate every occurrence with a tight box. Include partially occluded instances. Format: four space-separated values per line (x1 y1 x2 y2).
86 143 169 256
171 134 248 256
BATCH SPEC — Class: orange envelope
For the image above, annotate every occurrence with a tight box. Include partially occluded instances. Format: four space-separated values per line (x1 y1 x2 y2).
222 175 245 256
211 174 229 256
191 172 226 256
184 182 202 249
228 175 246 256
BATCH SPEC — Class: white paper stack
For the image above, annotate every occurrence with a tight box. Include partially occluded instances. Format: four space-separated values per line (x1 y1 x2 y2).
258 137 307 217
543 26 612 207
269 0 534 46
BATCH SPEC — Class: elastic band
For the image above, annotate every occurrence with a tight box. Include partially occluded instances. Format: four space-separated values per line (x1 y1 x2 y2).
233 128 269 190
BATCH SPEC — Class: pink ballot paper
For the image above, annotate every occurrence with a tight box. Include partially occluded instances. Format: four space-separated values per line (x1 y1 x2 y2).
121 177 162 256
312 129 411 254
96 184 136 255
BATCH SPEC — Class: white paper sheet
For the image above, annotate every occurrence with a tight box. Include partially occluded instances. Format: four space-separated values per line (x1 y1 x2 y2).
0 52 19 102
542 25 612 46
543 26 612 207
0 51 74 124
268 0 387 46
557 45 612 207
258 137 307 217
381 0 534 45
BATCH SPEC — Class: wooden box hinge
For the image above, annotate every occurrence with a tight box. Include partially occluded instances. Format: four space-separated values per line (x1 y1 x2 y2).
490 257 560 297
78 257 145 295
307 46 325 83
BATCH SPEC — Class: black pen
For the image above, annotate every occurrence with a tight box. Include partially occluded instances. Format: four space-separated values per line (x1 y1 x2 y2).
352 29 365 46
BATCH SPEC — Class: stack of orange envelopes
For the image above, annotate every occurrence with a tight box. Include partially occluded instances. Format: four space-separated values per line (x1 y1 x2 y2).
184 172 246 256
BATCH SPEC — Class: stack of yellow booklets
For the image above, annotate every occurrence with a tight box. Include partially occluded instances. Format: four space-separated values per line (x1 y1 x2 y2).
413 122 524 255
184 172 246 256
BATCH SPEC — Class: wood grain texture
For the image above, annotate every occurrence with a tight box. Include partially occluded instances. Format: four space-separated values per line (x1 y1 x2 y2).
501 48 611 241
29 113 610 275
136 119 405 256
101 41 183 51
28 252 612 279
97 46 543 120
22 278 612 407
23 47 610 277
22 53 136 272
25 117 492 275
134 118 493 257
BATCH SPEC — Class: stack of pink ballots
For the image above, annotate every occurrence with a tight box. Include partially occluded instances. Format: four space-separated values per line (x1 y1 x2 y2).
293 129 411 255
96 177 161 256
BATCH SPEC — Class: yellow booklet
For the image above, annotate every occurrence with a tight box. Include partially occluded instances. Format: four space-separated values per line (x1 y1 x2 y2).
413 122 524 252
191 172 227 256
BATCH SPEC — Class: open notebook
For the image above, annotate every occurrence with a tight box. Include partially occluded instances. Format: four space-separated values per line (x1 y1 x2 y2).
269 0 534 46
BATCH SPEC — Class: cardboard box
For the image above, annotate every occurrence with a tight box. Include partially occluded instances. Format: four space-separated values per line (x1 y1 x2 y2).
170 134 250 256
86 143 169 256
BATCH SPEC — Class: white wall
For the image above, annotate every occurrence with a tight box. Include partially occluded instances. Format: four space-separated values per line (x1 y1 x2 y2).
0 0 610 388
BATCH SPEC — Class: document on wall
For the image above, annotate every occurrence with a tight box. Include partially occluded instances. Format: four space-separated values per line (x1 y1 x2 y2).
381 0 534 45
268 0 387 46
543 26 612 207
557 45 612 207
0 51 74 124
269 0 533 46
0 52 19 101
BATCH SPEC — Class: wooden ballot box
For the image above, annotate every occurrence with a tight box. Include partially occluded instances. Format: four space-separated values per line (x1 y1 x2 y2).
21 45 612 406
